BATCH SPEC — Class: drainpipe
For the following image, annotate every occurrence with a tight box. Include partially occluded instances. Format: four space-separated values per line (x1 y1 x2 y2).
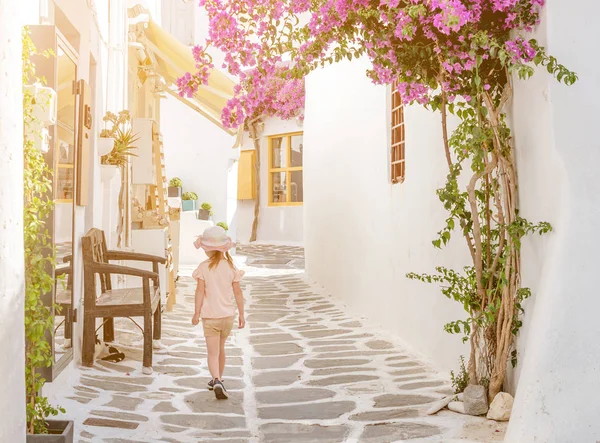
0 0 27 441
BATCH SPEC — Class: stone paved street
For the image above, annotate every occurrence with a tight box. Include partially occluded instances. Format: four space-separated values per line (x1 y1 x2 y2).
47 245 506 442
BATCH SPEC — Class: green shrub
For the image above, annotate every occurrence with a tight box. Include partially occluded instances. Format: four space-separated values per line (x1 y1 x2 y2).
201 202 213 215
216 222 229 231
450 356 470 394
169 177 182 187
182 192 198 201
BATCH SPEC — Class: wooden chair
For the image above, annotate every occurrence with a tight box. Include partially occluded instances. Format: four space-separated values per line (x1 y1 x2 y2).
82 228 165 372
55 255 73 342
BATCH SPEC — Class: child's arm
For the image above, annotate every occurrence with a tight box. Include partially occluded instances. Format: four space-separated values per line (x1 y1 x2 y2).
192 280 205 325
233 282 245 329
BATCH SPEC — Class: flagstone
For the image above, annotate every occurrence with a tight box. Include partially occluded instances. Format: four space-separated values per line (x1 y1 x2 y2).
373 394 437 408
153 401 178 412
360 422 442 441
253 370 302 387
254 342 304 356
399 380 448 390
259 423 350 443
249 333 298 345
349 408 421 421
160 414 246 430
366 340 394 350
104 395 144 411
90 410 149 422
81 378 147 393
304 358 370 369
252 355 303 369
256 388 336 405
258 401 355 420
308 374 379 386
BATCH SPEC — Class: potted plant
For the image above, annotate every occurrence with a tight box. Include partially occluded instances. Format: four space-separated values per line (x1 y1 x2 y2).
100 112 138 168
182 192 198 211
216 221 229 231
100 111 138 248
168 177 183 198
198 202 213 220
23 28 73 442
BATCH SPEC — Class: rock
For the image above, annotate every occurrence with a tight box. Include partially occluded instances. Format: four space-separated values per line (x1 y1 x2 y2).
448 401 466 414
426 396 454 415
463 385 489 416
487 392 514 421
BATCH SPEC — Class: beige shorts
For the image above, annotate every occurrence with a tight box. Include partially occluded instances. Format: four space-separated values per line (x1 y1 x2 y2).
202 317 234 338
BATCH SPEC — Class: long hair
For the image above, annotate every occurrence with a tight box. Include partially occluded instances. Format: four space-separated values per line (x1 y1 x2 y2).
207 250 235 270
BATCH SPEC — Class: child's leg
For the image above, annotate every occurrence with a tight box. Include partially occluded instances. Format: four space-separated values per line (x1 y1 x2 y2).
205 336 221 380
219 317 235 379
219 337 227 379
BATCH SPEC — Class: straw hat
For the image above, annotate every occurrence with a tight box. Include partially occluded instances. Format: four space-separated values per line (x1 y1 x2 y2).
194 226 234 252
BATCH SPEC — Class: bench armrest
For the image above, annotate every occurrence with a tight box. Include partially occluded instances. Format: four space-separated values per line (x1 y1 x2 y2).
55 266 71 277
87 262 159 280
106 250 167 264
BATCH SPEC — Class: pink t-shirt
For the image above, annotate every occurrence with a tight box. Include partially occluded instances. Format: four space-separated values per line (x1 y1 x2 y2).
192 259 244 319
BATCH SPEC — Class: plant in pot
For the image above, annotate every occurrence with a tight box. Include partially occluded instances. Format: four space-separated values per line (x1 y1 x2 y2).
168 177 182 198
216 221 229 231
100 110 138 248
182 192 198 211
198 202 213 220
23 28 72 442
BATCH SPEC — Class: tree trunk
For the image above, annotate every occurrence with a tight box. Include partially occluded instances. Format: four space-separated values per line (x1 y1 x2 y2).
249 121 262 242
0 0 27 440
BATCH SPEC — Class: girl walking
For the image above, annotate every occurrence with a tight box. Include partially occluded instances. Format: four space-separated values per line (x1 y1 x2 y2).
191 226 245 400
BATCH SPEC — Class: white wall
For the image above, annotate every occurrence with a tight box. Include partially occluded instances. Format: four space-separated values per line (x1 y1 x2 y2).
161 94 237 232
506 1 600 441
41 0 120 368
236 117 304 245
0 0 28 439
303 58 469 372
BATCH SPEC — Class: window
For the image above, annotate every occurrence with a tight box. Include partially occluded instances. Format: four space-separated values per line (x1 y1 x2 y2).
391 81 405 183
268 132 303 206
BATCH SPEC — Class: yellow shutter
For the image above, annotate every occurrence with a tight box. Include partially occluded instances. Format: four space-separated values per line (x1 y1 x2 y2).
237 150 256 200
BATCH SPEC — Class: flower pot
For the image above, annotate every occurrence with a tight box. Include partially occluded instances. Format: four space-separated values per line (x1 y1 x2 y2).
97 137 115 157
27 420 74 443
197 209 211 220
182 200 197 212
168 186 182 198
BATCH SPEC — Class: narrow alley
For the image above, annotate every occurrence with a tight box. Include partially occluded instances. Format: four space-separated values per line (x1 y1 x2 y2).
47 245 505 443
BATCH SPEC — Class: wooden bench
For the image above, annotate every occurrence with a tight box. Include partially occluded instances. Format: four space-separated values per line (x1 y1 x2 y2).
82 228 165 372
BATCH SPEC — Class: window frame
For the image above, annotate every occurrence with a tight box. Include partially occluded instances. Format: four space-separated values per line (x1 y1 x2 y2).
390 81 406 184
267 131 304 207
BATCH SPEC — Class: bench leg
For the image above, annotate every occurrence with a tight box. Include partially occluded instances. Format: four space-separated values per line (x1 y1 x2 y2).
142 310 153 374
82 314 95 367
103 317 115 342
64 307 72 340
153 300 161 340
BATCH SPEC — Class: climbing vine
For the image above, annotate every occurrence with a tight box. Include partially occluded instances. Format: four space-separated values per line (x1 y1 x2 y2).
22 28 65 434
187 0 577 399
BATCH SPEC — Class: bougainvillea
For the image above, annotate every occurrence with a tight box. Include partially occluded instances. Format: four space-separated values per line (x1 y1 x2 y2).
184 0 576 398
177 0 306 129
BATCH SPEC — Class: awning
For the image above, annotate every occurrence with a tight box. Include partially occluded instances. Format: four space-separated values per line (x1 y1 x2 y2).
129 6 237 136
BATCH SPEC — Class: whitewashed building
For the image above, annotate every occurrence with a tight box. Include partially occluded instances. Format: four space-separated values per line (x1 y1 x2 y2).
302 3 600 442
